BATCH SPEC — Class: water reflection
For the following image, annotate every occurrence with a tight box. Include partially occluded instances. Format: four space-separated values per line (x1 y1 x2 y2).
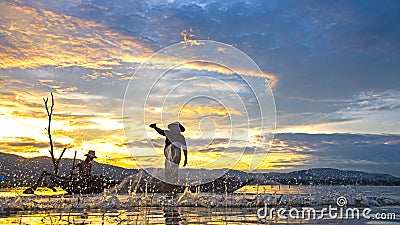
163 206 182 224
0 206 394 224
1 186 399 224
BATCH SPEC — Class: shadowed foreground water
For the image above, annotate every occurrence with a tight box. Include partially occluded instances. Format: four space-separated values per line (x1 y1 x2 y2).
1 186 399 224
2 206 400 224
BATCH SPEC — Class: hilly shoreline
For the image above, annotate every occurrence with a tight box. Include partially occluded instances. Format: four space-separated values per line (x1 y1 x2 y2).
1 152 399 187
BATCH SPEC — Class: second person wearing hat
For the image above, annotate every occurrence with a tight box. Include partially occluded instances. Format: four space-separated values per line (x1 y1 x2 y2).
70 150 97 180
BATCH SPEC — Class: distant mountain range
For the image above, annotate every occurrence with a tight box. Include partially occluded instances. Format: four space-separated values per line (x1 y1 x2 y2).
258 168 400 185
0 152 138 186
0 152 399 187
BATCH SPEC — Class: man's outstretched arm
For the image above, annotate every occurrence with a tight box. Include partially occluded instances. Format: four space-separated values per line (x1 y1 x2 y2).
149 123 165 136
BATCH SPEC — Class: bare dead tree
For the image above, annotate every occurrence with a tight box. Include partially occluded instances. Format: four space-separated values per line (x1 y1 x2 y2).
43 92 67 175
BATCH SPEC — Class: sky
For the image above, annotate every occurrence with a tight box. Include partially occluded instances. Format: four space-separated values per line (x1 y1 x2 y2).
0 0 399 176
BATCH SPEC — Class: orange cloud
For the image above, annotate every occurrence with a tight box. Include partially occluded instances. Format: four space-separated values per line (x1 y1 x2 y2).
0 1 278 86
0 1 152 70
133 57 278 87
178 104 243 117
184 62 278 87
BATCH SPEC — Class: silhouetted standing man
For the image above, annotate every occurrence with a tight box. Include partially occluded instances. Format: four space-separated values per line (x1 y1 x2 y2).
150 122 187 183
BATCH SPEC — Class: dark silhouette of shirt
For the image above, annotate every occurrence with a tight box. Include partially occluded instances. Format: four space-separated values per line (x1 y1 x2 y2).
74 160 92 178
153 123 187 163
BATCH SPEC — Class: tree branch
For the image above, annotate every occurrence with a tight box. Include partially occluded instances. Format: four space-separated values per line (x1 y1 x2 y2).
55 148 67 170
43 92 64 175
58 148 67 161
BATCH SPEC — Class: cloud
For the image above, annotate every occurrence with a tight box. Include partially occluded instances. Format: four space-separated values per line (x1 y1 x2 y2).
0 1 152 70
264 133 400 176
277 89 400 134
184 62 278 86
0 87 130 164
338 90 400 115
9 0 397 94
0 137 68 157
178 104 243 117
0 1 279 85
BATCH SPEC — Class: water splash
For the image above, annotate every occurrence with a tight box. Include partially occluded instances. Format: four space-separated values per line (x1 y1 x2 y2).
1 186 399 212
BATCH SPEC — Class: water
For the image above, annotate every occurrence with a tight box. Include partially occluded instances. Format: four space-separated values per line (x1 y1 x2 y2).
1 185 399 224
2 207 262 224
237 185 400 200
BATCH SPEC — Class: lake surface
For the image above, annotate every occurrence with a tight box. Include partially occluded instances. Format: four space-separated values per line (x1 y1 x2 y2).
1 185 399 224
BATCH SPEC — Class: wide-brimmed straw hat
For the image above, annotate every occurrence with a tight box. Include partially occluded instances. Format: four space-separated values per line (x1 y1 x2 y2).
168 121 185 132
84 150 97 158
